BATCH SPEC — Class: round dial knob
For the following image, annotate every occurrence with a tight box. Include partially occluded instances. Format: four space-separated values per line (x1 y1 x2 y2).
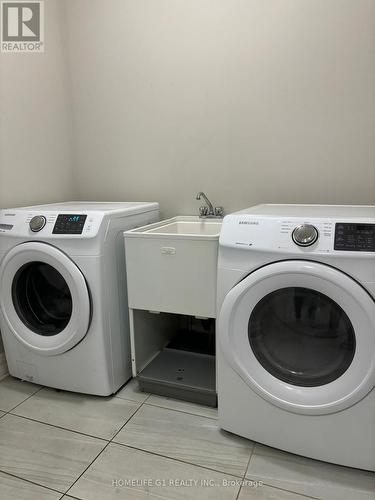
292 224 319 247
29 215 46 232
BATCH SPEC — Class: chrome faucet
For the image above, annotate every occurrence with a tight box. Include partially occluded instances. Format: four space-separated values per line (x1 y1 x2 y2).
196 192 224 218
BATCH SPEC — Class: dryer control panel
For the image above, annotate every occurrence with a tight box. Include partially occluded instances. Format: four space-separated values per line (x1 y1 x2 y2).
219 204 375 255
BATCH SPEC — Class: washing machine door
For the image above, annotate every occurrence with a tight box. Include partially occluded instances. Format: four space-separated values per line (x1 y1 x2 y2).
0 242 91 356
219 260 375 415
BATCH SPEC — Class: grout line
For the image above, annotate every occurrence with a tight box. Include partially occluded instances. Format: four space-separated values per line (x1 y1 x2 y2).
117 380 219 420
244 471 321 500
109 386 250 480
5 412 109 443
144 401 218 420
109 391 152 442
0 379 352 500
242 443 255 480
0 378 323 500
114 396 150 404
258 482 321 500
63 440 112 498
0 469 66 496
63 391 150 497
235 443 256 500
112 441 246 480
1 378 245 494
0 379 149 497
243 441 260 476
239 444 321 500
116 379 217 415
0 383 43 415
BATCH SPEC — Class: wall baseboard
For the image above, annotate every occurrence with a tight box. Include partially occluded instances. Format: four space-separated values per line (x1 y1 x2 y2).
0 352 8 381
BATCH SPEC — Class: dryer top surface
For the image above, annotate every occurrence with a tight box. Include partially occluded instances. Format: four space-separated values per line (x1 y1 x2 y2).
235 204 375 220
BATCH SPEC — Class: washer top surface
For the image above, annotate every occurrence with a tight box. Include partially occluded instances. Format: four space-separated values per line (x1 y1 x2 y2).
10 201 158 215
235 204 375 219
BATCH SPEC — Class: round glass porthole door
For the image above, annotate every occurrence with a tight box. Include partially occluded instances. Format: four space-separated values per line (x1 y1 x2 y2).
12 262 73 336
218 260 375 415
249 287 356 387
0 242 91 355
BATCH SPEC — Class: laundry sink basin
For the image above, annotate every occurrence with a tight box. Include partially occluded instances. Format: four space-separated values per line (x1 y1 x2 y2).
142 217 222 238
124 216 223 317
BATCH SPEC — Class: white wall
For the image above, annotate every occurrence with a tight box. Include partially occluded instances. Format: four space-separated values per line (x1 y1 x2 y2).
0 0 74 377
1 1 375 376
64 0 375 217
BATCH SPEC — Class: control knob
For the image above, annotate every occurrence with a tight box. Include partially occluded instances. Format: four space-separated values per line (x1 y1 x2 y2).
292 224 318 247
29 215 46 232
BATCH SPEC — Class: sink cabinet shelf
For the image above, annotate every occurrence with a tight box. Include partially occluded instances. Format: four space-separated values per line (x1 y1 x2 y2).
128 310 217 406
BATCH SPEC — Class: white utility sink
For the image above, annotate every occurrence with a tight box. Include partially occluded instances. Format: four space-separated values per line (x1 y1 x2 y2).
124 216 223 318
133 216 222 238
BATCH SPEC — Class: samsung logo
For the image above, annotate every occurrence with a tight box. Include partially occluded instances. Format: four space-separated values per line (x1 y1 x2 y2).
239 221 259 225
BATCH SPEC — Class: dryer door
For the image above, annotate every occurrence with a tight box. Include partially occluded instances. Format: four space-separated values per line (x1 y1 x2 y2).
0 242 91 356
219 260 375 415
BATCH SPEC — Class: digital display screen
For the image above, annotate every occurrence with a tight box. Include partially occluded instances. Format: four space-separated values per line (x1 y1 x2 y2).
68 215 82 223
53 214 87 234
334 223 375 252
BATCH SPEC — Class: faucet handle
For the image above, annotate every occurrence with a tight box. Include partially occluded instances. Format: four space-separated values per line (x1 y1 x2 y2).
199 206 208 217
214 206 224 217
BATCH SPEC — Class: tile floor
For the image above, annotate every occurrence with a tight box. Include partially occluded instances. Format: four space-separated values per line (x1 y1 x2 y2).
0 376 374 500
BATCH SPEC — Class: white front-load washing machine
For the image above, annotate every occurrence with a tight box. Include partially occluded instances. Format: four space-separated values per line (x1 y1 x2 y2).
0 201 159 395
217 204 375 471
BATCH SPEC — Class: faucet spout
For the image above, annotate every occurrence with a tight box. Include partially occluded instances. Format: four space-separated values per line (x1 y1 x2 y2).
196 191 215 215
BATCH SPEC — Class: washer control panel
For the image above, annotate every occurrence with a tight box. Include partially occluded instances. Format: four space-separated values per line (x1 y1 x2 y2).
0 210 104 238
334 223 375 252
52 214 87 234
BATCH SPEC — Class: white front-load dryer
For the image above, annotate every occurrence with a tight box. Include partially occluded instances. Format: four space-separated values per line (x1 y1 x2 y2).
0 201 159 395
217 204 375 471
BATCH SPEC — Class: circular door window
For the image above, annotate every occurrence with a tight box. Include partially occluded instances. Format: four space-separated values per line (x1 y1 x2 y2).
12 262 73 336
0 242 91 356
218 260 375 415
249 287 356 387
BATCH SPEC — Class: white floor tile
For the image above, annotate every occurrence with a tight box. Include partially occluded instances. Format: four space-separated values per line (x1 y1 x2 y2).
147 394 218 419
70 442 240 500
13 387 141 440
0 376 40 412
114 404 253 477
246 444 375 500
0 471 61 500
0 414 106 493
115 379 150 403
